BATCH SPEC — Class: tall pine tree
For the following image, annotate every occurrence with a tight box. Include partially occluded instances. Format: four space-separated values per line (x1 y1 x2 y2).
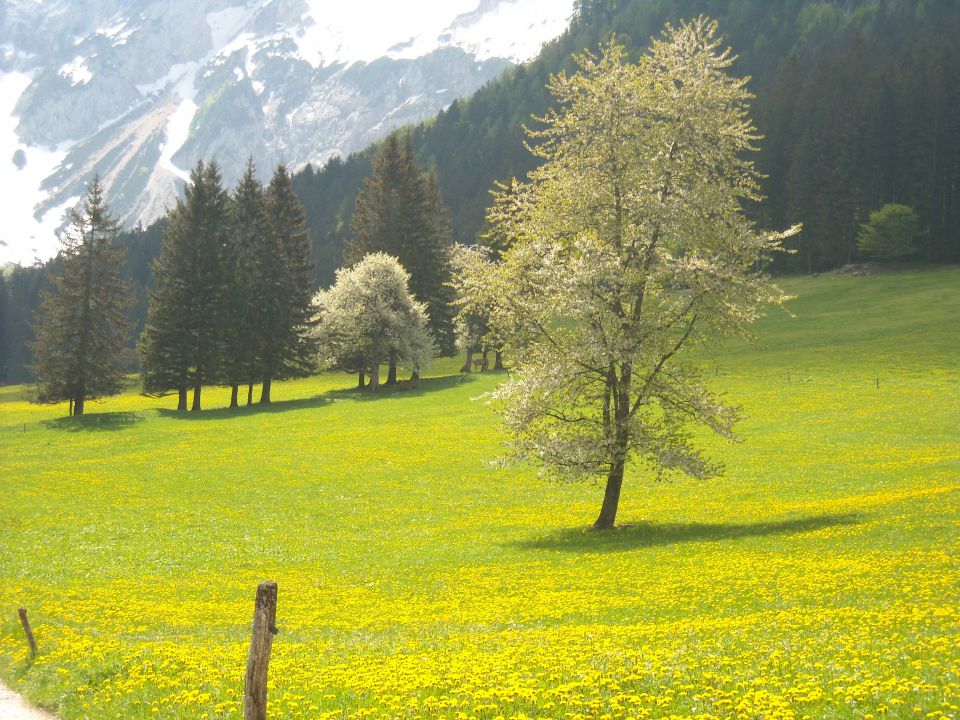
141 160 229 412
0 271 7 384
221 158 268 408
345 131 455 362
29 176 131 416
257 163 317 404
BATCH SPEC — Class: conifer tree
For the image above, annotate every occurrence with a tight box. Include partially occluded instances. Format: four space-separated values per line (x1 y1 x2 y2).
221 159 268 408
0 271 7 384
141 160 229 412
257 163 317 404
29 176 131 416
345 131 455 363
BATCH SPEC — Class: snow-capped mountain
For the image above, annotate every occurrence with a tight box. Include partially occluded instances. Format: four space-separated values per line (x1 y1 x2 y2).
0 0 574 265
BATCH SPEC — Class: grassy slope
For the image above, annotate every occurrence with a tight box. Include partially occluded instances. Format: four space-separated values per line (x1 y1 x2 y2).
0 268 958 720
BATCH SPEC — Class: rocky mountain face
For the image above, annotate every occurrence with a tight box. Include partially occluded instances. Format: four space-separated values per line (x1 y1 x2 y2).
0 0 573 263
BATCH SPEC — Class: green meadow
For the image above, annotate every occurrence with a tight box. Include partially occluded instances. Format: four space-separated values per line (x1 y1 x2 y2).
1 267 958 720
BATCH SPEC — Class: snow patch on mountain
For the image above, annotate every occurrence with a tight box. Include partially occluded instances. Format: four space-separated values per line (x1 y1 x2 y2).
296 0 572 65
98 18 136 47
58 58 93 86
159 99 197 183
443 0 573 61
0 71 74 265
136 61 200 98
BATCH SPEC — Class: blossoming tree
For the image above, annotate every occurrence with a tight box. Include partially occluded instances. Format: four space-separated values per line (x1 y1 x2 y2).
313 253 435 390
470 18 799 529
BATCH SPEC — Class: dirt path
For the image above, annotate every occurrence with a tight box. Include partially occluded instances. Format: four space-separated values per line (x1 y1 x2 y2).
0 680 58 720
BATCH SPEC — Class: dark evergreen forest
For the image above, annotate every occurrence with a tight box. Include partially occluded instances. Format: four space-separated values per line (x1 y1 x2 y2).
2 0 958 384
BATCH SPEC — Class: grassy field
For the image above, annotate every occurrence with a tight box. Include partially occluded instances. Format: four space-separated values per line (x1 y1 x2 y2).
1 267 958 720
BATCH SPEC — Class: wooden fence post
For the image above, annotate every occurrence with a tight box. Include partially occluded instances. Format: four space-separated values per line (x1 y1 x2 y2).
18 607 37 656
244 582 278 720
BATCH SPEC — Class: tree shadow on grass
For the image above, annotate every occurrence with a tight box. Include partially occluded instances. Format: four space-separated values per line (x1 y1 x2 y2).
156 394 333 421
154 374 478 420
325 373 479 402
514 513 863 554
41 411 145 432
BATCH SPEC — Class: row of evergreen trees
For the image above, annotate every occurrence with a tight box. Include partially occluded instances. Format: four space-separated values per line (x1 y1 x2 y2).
140 160 316 412
22 137 458 411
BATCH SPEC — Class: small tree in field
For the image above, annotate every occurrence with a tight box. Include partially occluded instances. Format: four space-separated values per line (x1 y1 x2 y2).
468 20 798 529
449 244 500 372
30 176 131 416
857 203 920 262
314 253 434 390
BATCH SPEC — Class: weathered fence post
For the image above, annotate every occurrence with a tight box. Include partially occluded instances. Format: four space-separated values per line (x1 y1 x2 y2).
244 581 278 720
18 607 37 656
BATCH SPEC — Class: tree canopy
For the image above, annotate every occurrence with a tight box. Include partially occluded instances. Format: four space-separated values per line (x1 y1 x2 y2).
140 160 229 412
314 253 434 391
857 203 921 262
256 163 318 403
29 176 131 415
344 132 455 355
467 20 797 529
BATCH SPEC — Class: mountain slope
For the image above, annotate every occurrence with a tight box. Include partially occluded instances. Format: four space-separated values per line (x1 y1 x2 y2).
0 0 575 264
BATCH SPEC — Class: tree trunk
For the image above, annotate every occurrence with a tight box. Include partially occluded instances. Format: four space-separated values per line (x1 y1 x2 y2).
369 363 380 391
230 384 239 408
594 457 625 530
494 350 504 371
460 347 474 373
594 362 631 530
260 376 272 404
411 368 420 383
247 383 254 406
74 395 84 417
481 348 489 369
358 372 366 388
192 383 202 412
68 398 74 417
386 353 397 385
177 386 188 412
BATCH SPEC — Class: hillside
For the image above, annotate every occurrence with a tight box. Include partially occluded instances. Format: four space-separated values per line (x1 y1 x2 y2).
1 267 958 719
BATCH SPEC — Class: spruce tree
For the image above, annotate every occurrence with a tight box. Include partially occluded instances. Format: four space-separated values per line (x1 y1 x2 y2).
141 160 229 412
345 131 455 362
0 271 7 384
257 163 317 404
29 176 131 416
222 158 268 408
